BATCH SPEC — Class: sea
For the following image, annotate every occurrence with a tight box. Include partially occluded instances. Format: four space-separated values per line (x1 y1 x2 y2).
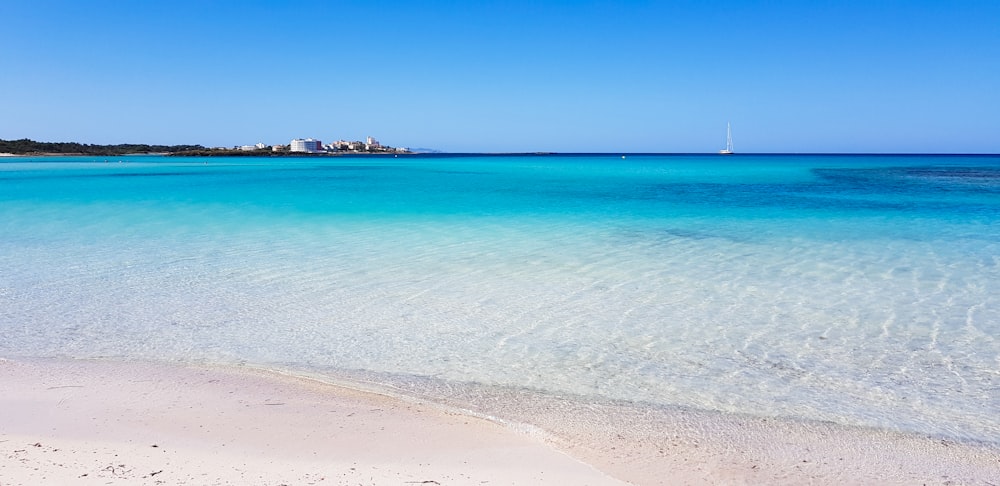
2 153 998 445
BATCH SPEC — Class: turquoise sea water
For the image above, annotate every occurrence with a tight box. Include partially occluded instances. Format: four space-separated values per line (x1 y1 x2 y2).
2 154 999 443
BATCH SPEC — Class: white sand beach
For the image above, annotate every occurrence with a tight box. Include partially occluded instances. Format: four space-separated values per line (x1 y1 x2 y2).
2 358 998 485
0 359 625 485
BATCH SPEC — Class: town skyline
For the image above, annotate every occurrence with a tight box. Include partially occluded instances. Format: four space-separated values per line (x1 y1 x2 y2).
234 136 409 154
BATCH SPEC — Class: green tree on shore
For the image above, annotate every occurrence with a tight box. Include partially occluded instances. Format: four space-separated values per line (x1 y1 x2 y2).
0 138 204 156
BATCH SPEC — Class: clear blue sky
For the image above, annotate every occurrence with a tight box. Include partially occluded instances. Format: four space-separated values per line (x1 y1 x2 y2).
2 0 998 153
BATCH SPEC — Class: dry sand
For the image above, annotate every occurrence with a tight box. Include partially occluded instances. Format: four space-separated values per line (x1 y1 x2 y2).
0 358 624 485
2 358 999 485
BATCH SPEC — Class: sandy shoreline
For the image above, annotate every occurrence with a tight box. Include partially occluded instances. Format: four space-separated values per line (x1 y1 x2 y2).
2 358 998 485
1 358 625 485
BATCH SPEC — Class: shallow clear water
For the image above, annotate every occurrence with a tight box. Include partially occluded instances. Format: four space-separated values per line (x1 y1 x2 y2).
2 154 999 443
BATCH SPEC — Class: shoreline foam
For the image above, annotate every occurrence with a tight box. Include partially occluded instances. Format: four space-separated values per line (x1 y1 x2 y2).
2 358 998 485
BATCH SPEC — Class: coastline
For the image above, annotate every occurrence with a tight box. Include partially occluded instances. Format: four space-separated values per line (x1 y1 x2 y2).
0 152 170 157
2 358 998 485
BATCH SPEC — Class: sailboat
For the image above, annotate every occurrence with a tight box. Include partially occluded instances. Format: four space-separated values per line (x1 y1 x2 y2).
719 122 734 155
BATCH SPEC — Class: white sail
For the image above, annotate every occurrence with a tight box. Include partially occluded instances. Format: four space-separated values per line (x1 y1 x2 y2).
719 122 734 155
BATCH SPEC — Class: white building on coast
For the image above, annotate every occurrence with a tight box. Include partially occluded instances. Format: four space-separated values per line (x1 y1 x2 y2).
290 138 324 153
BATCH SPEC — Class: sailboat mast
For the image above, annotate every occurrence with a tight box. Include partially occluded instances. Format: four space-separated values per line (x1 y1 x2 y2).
726 122 733 152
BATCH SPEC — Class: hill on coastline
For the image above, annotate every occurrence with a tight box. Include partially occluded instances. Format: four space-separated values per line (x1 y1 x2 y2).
0 138 204 156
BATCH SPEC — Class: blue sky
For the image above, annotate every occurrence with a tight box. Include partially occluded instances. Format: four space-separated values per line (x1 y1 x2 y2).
2 1 998 153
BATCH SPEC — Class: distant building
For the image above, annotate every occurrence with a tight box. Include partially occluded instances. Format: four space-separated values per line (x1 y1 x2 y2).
239 142 267 151
333 140 360 151
290 138 323 153
272 145 286 152
327 138 403 153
